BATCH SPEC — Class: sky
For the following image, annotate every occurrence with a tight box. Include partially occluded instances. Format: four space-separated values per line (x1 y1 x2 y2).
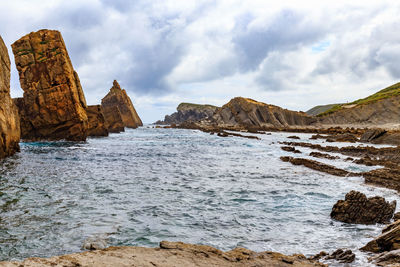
1 0 400 123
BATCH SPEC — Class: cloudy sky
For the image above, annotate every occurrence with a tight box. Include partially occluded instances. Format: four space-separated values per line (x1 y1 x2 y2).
1 0 400 123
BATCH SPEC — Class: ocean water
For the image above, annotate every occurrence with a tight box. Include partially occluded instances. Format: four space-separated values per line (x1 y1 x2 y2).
0 127 397 266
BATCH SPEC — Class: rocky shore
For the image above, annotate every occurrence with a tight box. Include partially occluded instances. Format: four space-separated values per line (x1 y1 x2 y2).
0 241 325 267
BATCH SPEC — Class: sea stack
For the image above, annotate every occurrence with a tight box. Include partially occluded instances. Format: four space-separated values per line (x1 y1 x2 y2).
86 105 109 137
101 80 142 129
0 35 20 158
11 29 88 141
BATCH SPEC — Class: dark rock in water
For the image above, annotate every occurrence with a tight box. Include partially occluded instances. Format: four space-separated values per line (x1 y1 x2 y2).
101 80 142 128
310 249 355 263
368 249 400 266
11 29 89 141
326 133 358 143
156 103 218 125
101 105 125 133
287 135 300 139
394 212 400 221
331 190 396 225
86 105 108 137
212 97 315 129
309 152 339 160
0 35 20 158
281 146 301 153
360 129 387 143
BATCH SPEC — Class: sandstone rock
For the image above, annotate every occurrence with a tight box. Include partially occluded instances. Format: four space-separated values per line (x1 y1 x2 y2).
101 105 125 133
157 103 218 125
0 35 20 158
86 105 108 137
310 249 355 264
394 212 400 221
82 235 108 250
331 190 396 224
281 146 301 153
368 249 400 266
361 220 400 253
101 80 142 129
11 29 88 141
309 152 339 160
325 133 358 143
360 129 387 143
212 97 316 129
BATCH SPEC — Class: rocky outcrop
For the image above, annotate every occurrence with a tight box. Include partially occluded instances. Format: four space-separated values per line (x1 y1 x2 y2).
0 35 20 158
101 105 124 133
86 105 108 137
212 97 315 129
362 220 400 253
156 103 218 125
331 191 396 224
101 80 142 129
0 241 326 267
11 29 88 141
310 249 355 264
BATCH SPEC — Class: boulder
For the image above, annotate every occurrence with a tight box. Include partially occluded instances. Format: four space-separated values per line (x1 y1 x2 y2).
331 190 396 224
101 105 125 133
0 35 20 158
86 105 108 137
361 220 400 253
11 29 88 141
101 80 142 129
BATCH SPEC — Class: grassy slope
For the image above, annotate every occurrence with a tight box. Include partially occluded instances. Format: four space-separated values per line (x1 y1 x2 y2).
177 102 218 111
317 82 400 117
306 104 341 116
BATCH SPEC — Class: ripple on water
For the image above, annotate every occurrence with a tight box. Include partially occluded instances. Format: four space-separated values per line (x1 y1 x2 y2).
0 128 397 266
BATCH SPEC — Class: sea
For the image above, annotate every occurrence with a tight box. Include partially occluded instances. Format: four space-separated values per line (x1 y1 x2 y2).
0 126 397 266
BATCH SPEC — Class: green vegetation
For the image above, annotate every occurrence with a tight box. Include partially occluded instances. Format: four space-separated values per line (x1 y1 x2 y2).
306 104 342 116
177 102 218 111
318 82 400 117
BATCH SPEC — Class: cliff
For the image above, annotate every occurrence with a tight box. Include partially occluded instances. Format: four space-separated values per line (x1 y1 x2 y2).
0 35 20 158
317 82 400 125
101 80 142 129
11 29 88 141
101 105 125 133
86 105 108 137
156 103 218 125
212 97 315 129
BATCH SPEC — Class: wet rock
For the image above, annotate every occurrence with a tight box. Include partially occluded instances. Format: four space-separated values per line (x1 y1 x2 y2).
394 212 400 221
361 220 400 253
309 152 339 160
86 105 108 137
369 249 400 266
101 80 142 129
281 146 301 153
310 249 355 263
0 35 20 158
287 135 300 139
280 156 357 177
11 29 88 141
331 190 396 224
360 129 387 143
101 105 125 133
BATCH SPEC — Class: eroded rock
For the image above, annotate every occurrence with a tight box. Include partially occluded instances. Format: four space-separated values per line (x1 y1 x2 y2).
156 103 218 125
86 105 108 137
11 29 88 141
101 105 125 133
0 35 20 158
331 190 396 224
101 80 142 129
361 220 400 253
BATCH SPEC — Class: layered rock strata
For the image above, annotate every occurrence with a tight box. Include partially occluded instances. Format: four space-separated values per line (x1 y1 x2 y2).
0 241 325 267
0 35 20 158
101 105 125 133
156 103 218 125
86 105 108 137
11 29 88 141
331 191 396 224
101 80 142 129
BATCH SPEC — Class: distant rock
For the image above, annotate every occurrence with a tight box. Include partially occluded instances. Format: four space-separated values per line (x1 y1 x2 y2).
156 103 218 125
86 105 108 137
11 29 88 141
101 80 142 129
212 97 315 129
331 190 396 224
360 129 387 143
0 35 20 158
101 105 125 133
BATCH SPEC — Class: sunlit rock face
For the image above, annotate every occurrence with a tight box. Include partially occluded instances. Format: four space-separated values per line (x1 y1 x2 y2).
12 29 88 141
0 35 20 158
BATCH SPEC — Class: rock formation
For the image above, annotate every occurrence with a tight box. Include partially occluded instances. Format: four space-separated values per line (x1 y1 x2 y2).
212 97 315 129
11 29 88 141
362 220 400 253
0 241 325 267
331 190 396 224
156 103 218 125
0 35 20 158
101 105 125 133
101 80 142 129
86 105 108 137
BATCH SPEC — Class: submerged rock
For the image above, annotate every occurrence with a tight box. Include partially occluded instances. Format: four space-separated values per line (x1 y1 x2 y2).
86 105 108 137
101 80 142 129
331 190 396 224
0 35 20 158
11 29 88 141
